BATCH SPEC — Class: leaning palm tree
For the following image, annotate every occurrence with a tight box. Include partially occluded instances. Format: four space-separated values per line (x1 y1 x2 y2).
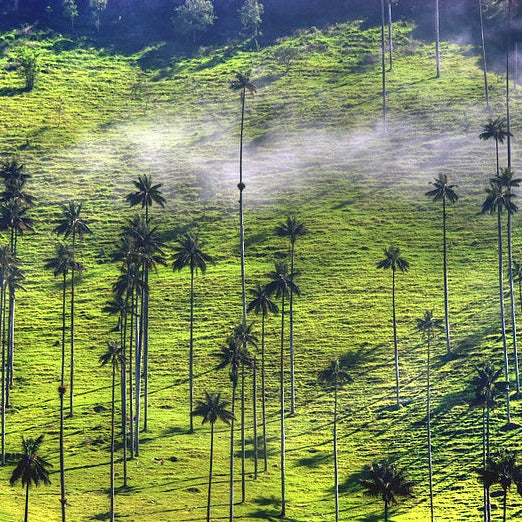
377 245 409 407
99 341 124 522
416 311 443 522
265 261 300 518
125 174 166 224
479 117 511 176
426 174 458 355
230 71 256 322
481 180 516 423
247 284 278 472
172 231 214 433
54 201 92 417
192 391 235 522
497 168 521 394
275 216 306 415
9 435 51 522
361 460 414 522
318 359 353 522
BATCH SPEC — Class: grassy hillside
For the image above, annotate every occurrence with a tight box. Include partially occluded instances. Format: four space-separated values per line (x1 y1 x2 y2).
0 20 519 521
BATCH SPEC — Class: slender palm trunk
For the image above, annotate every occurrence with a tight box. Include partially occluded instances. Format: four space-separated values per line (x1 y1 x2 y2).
495 139 500 177
24 480 29 522
519 278 522 315
392 269 400 406
6 288 14 406
380 0 387 131
388 0 393 71
69 231 76 417
289 242 296 415
134 271 144 455
110 363 115 522
229 383 236 522
129 286 135 460
507 5 512 167
60 271 67 522
121 306 128 487
261 313 267 472
239 91 247 321
486 403 491 521
482 406 489 522
427 331 434 522
497 209 511 423
384 499 389 522
143 269 149 432
435 0 440 77
189 266 195 433
1 282 5 466
280 293 286 518
240 361 246 503
507 209 520 394
333 379 339 522
207 422 215 522
253 350 258 479
503 489 507 522
442 197 451 354
478 0 490 108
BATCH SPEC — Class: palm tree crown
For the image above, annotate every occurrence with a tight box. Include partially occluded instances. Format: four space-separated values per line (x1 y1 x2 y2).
479 117 512 144
44 243 82 277
53 202 92 240
99 341 125 369
425 174 459 204
481 180 517 215
470 361 506 409
172 232 214 273
230 71 256 99
10 435 51 488
192 391 235 425
125 174 166 221
416 311 444 337
265 261 300 299
274 216 307 246
376 245 409 272
361 460 414 506
247 284 279 316
318 359 353 389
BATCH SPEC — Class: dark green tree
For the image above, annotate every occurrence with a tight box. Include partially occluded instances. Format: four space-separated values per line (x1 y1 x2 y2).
175 0 216 46
479 117 511 176
125 174 166 224
239 0 264 49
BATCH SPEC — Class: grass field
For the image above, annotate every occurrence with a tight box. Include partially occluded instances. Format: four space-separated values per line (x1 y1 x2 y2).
0 20 519 520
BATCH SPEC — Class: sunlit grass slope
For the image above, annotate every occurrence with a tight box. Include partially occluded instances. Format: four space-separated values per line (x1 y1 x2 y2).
0 20 519 520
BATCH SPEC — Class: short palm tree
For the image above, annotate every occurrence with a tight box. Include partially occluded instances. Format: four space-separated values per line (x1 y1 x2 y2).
99 341 124 522
192 391 235 522
172 231 214 433
318 359 352 522
265 261 300 518
10 435 51 522
416 311 443 522
230 71 256 322
481 180 517 423
125 174 166 223
361 460 414 522
54 201 92 417
479 117 511 176
426 174 458 355
377 245 409 407
247 284 279 472
275 216 306 415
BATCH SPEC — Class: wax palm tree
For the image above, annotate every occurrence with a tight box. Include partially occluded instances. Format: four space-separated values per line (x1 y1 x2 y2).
275 216 306 415
478 0 490 107
435 0 440 77
125 174 165 223
377 245 409 407
470 361 505 521
387 1 398 71
416 311 443 522
54 202 92 417
99 341 124 522
361 460 414 522
479 117 511 176
192 391 235 522
514 261 522 314
481 180 517 423
230 71 256 322
265 261 300 518
380 0 387 130
172 231 214 433
230 321 257 499
426 174 458 355
215 338 252 522
497 168 522 394
10 435 51 522
247 284 278 472
318 359 353 522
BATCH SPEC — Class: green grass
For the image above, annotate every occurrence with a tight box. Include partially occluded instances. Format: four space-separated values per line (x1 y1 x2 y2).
0 20 519 520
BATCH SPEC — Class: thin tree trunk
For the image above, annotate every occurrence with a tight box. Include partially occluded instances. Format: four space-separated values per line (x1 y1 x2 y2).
189 267 195 433
239 90 247 322
69 231 76 417
478 0 490 108
229 383 236 522
388 0 393 71
442 196 451 354
110 363 115 522
1 282 5 466
507 209 520 394
496 139 500 177
280 293 286 518
435 0 441 77
384 499 389 522
240 361 246 503
143 269 149 432
507 4 512 167
24 480 29 522
503 490 507 522
121 305 128 487
427 332 434 522
60 272 67 522
497 208 511 423
129 286 135 460
486 403 491 521
134 271 144 455
519 278 522 315
333 379 339 522
380 0 387 131
482 406 488 522
207 422 214 522
6 289 14 406
289 242 296 415
392 269 400 407
253 349 258 479
261 313 267 472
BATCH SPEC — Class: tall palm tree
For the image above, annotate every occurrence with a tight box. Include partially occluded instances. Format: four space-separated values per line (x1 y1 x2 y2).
9 435 51 522
377 245 409 407
230 71 256 322
426 174 458 355
416 311 443 522
192 391 235 522
435 0 440 77
387 1 397 71
380 0 387 130
275 216 306 415
215 338 252 522
125 174 166 224
172 231 214 433
247 284 278 472
361 460 414 522
318 359 353 522
481 180 517 423
479 117 511 177
99 341 124 522
265 261 300 518
514 261 522 314
470 361 505 521
478 0 490 108
54 202 92 417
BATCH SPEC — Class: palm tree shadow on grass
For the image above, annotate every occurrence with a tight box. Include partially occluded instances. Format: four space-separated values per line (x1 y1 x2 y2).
294 450 330 468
